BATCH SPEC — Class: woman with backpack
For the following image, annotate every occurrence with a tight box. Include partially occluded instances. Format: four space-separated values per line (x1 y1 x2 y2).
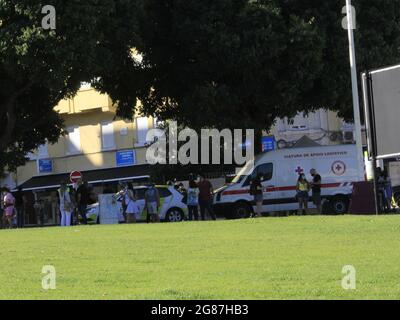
125 183 139 224
296 173 310 215
250 175 263 218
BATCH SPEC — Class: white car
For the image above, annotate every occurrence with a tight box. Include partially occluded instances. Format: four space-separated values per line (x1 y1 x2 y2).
85 185 188 223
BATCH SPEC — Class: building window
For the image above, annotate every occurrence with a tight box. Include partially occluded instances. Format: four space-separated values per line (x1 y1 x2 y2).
27 152 36 160
306 110 323 130
37 144 49 159
66 126 82 155
136 117 149 146
277 110 326 133
287 113 309 131
80 82 92 90
101 122 116 150
27 143 48 160
153 117 164 129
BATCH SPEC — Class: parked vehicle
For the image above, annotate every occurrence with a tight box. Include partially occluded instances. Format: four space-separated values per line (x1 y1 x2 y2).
85 185 188 223
213 145 365 218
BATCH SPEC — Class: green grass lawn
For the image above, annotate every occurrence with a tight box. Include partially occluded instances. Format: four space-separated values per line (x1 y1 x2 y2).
1 215 400 300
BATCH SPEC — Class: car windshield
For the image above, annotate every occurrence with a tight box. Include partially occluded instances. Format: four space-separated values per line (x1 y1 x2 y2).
231 161 255 184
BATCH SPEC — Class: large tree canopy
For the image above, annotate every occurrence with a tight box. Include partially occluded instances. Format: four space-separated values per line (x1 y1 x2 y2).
275 0 400 120
99 0 400 152
99 0 324 131
0 0 140 172
2 0 400 173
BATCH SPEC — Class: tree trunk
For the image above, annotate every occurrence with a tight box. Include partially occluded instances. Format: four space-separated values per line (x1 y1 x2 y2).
0 97 17 151
0 83 31 151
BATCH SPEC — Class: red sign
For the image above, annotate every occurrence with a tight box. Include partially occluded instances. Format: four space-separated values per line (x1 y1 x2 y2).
295 166 304 175
70 171 83 183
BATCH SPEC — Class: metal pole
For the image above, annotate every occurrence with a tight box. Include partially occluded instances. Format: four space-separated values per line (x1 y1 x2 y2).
371 155 380 215
346 0 365 182
362 71 380 215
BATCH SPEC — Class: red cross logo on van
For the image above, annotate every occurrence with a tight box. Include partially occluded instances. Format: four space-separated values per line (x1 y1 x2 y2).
332 161 346 176
295 166 304 174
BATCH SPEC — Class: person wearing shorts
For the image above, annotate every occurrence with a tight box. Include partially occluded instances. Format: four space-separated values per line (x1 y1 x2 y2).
296 174 310 215
145 183 160 223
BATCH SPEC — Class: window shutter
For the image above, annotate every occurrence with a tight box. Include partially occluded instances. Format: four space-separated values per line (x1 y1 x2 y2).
136 117 149 145
67 126 81 154
101 122 115 150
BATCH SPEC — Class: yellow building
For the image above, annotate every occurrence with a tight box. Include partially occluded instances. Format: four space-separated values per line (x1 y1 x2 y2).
13 84 154 190
4 85 155 226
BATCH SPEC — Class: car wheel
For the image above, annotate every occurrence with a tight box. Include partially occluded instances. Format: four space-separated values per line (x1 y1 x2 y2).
166 208 184 222
331 196 349 215
233 202 252 219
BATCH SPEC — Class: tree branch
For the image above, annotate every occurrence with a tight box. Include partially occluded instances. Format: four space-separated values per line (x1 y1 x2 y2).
0 97 17 150
0 82 33 150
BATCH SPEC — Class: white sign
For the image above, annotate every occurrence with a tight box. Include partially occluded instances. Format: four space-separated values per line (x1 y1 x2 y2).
98 195 124 224
389 162 400 187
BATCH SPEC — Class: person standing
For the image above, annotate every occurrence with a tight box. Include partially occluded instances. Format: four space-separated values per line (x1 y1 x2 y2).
68 187 77 226
76 180 90 225
198 175 216 221
14 187 25 228
24 191 36 225
177 182 188 205
383 171 393 212
0 188 3 229
377 169 386 212
296 174 310 215
116 182 128 222
3 187 15 229
58 181 73 227
250 175 263 218
125 183 139 224
145 182 161 223
187 179 199 221
310 169 322 214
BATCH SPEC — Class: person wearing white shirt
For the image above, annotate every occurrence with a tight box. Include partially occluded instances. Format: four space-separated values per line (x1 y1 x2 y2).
58 181 73 227
125 183 139 223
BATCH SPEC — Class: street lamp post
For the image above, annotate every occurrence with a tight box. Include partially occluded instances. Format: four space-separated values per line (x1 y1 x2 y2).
346 0 365 188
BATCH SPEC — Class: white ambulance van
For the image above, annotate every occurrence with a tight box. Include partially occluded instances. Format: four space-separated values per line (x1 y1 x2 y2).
213 145 365 218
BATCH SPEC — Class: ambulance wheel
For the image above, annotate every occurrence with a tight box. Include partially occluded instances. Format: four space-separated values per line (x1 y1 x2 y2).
331 196 349 215
233 202 252 219
166 208 184 222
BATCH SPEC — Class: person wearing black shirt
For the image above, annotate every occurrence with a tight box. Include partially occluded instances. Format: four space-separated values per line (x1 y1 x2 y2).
14 187 25 228
310 169 322 214
76 180 90 225
250 175 263 218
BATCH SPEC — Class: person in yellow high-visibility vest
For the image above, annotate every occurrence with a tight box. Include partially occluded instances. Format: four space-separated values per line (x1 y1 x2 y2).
296 174 310 216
